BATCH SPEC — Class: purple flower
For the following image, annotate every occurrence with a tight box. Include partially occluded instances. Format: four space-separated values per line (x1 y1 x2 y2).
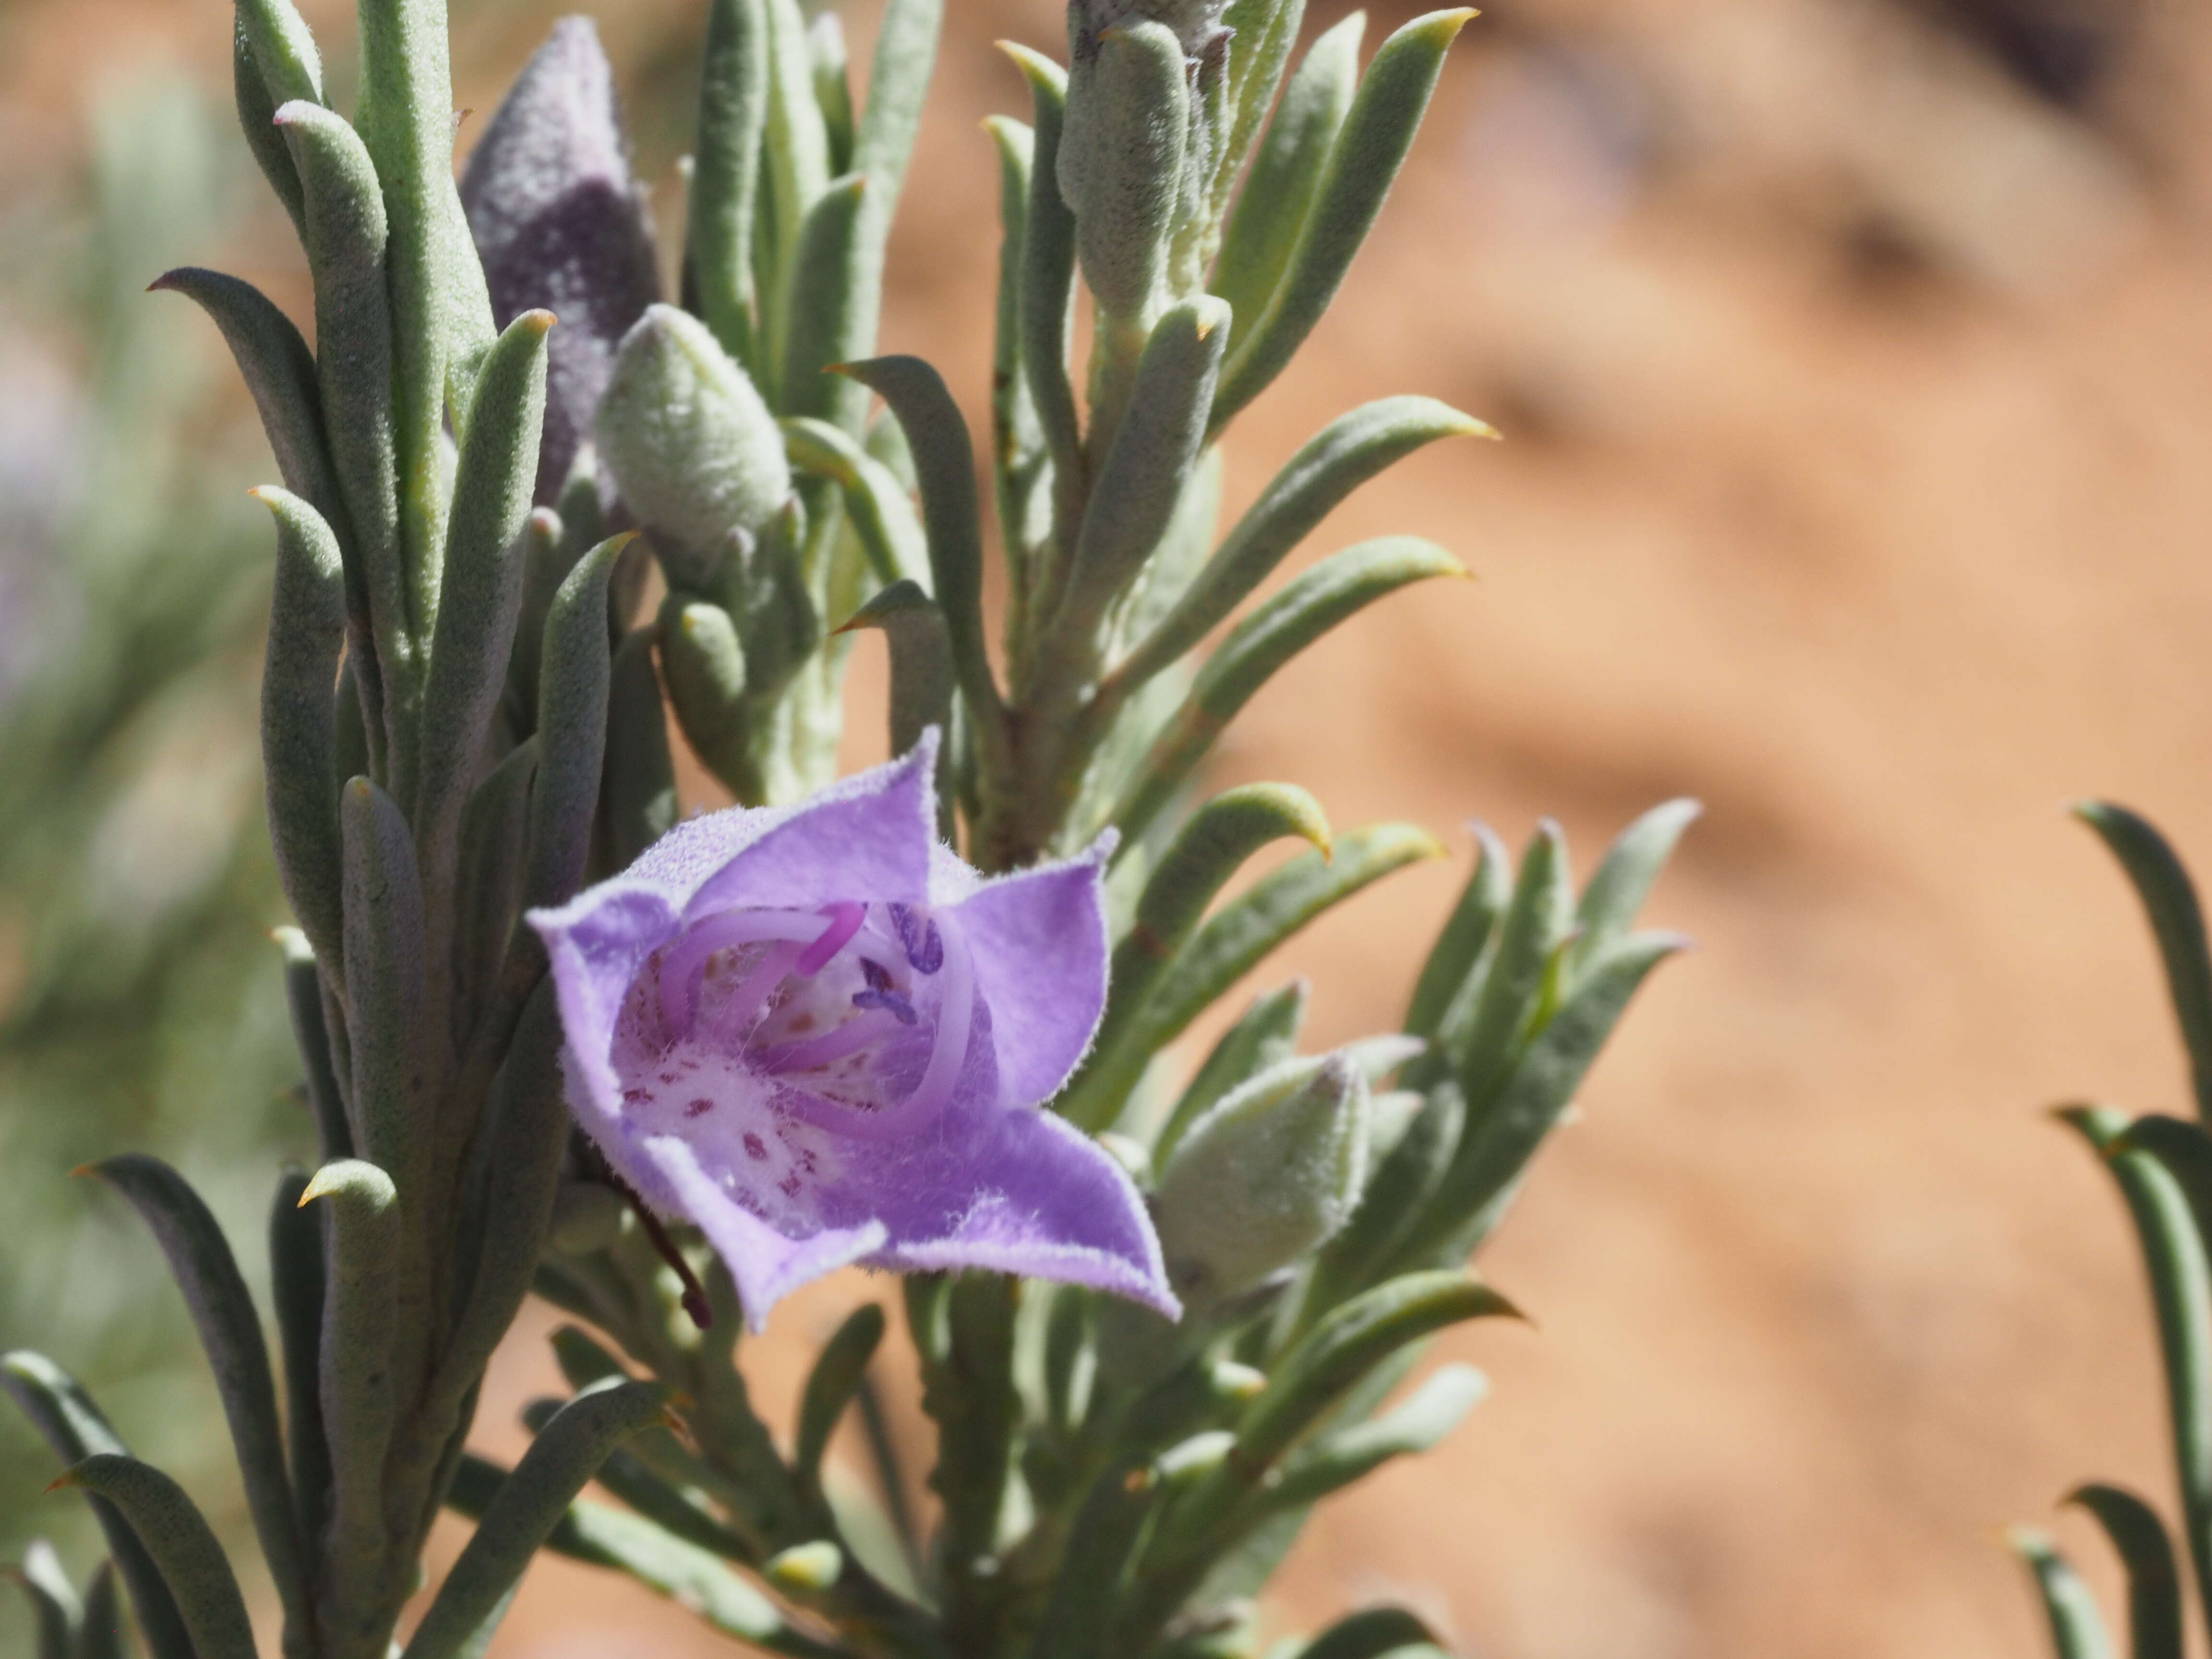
461 18 661 506
528 739 1178 1329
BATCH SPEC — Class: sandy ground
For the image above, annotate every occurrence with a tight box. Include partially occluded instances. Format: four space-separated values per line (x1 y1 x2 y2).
18 0 2212 1651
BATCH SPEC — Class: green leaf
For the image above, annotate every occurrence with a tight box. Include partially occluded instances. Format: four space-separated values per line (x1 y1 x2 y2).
1155 979 1309 1164
1264 1363 1485 1512
2077 803 2212 1123
73 1563 122 1659
1025 1455 1159 1659
986 114 1045 591
1212 0 1307 215
780 172 872 429
236 0 322 104
781 415 929 586
1573 798 1700 970
416 311 553 910
1102 783 1331 1057
296 1158 401 1648
152 269 344 536
233 26 309 240
1110 538 1464 848
688 0 770 371
453 738 537 1029
267 1169 330 1582
446 1459 842 1656
1 1356 192 1659
1112 396 1489 696
82 1156 308 1646
353 0 496 626
1210 12 1360 353
53 1457 255 1659
600 629 679 873
658 595 756 800
796 1304 887 1494
912 1274 1018 1649
1212 10 1475 433
754 0 832 388
2068 1484 2183 1659
6 1541 81 1659
835 580 952 767
275 99 408 728
1448 821 1572 1108
1313 1081 1464 1305
843 0 942 418
401 1381 671 1659
412 986 568 1475
527 537 630 910
1049 297 1230 659
254 486 348 981
2012 1528 2117 1659
837 357 1003 733
1405 826 1510 1047
808 14 854 174
1001 45 1082 534
2080 1109 2212 1640
1419 931 1686 1260
1067 824 1442 1132
339 776 430 1202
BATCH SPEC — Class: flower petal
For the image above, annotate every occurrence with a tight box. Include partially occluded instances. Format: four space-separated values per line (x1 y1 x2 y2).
533 882 686 1130
870 1109 1179 1317
944 842 1112 1107
644 1135 888 1331
682 736 939 919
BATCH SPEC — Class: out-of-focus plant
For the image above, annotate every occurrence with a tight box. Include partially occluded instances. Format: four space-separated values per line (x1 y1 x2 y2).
2011 805 2212 1659
3 3 1693 1659
0 75 306 1654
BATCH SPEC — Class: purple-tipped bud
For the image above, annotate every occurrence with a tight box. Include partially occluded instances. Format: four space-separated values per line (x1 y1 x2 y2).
461 17 661 506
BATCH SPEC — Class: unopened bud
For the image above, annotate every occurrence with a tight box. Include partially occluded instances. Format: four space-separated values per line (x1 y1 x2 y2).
1058 16 1190 325
596 305 789 588
1153 1053 1371 1306
1071 0 1230 59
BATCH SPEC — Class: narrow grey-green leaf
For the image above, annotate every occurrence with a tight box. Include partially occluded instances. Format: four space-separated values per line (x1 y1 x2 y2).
1210 13 1360 350
54 1457 255 1659
600 630 678 873
1051 297 1230 655
2012 1529 2118 1659
1294 1607 1445 1659
1058 17 1188 326
527 537 629 910
1405 826 1510 1047
754 0 832 389
340 776 430 1198
1111 538 1464 847
1114 396 1488 694
2068 1484 2182 1659
254 486 347 981
153 270 343 533
6 1540 80 1659
401 1381 671 1659
1102 783 1330 1057
1573 798 1700 971
1313 1080 1465 1304
1265 1363 1485 1512
808 14 855 175
689 0 770 370
837 357 1003 729
1065 824 1442 1131
795 1303 887 1492
233 26 309 240
2078 803 2212 1123
297 1159 400 1650
276 930 350 1161
73 1562 121 1659
1451 820 1572 1108
657 594 757 801
454 738 538 1030
781 416 928 586
267 1169 330 1580
84 1156 307 1646
1212 0 1307 214
417 311 554 912
780 173 871 429
354 0 497 626
275 100 408 707
236 0 322 104
0 1357 192 1659
1003 45 1082 529
1212 10 1475 433
837 580 952 767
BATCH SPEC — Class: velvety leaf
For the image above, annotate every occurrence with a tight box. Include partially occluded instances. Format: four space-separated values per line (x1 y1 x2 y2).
267 1169 331 1579
688 0 771 371
1264 1363 1485 1511
528 538 629 909
600 629 679 873
1154 979 1309 1163
2078 803 2212 1123
780 173 871 430
781 416 928 586
2068 1484 2182 1659
2012 1528 2117 1659
796 1303 887 1493
52 1457 255 1659
1058 17 1188 325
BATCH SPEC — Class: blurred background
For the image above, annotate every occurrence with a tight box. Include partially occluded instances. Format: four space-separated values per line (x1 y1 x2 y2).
6 0 2212 1653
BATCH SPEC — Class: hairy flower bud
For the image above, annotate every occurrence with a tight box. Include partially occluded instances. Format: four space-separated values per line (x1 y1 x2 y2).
1153 1051 1371 1306
1070 0 1230 59
462 17 660 505
595 304 790 589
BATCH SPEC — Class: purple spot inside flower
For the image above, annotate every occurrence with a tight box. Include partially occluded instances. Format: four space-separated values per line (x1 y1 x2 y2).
853 988 919 1026
686 1097 714 1118
890 903 944 975
743 1132 769 1161
860 957 894 993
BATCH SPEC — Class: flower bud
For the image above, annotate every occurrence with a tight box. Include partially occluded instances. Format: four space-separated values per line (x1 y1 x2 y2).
1153 1052 1371 1307
595 304 790 589
1058 16 1191 325
1071 0 1230 59
462 18 660 506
